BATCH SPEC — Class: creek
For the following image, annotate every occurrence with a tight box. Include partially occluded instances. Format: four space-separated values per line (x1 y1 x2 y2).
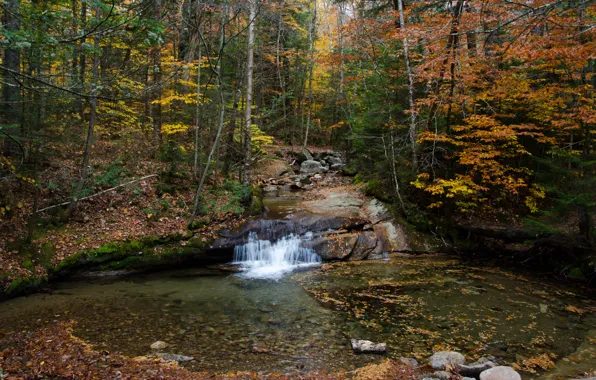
0 197 594 377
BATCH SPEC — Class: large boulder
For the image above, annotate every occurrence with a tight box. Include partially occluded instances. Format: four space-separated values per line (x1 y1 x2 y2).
373 221 410 253
327 156 344 170
430 351 466 370
479 366 521 380
254 158 294 178
305 233 358 261
349 231 378 261
300 160 328 174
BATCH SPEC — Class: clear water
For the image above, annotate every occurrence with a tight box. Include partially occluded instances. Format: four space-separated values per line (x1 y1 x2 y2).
233 232 321 280
0 257 594 377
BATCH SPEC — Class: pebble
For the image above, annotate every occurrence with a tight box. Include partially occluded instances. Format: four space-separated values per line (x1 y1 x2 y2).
150 341 168 350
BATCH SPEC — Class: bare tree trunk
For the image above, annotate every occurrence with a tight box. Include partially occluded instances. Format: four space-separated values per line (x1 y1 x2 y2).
1 0 21 157
397 0 418 170
337 2 344 123
243 0 257 187
68 5 101 216
152 0 163 151
193 2 228 216
193 31 203 179
303 0 316 148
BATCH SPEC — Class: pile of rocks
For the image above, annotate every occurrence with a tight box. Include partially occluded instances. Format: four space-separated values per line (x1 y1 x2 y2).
422 351 522 380
260 149 345 196
293 148 345 173
349 344 524 380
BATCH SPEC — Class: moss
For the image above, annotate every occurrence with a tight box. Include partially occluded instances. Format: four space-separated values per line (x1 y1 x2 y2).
568 267 586 279
245 187 264 216
5 276 47 297
364 179 393 203
98 247 197 272
188 216 212 230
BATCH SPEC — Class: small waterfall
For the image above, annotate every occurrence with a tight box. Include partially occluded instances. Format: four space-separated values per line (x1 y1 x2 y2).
233 232 321 279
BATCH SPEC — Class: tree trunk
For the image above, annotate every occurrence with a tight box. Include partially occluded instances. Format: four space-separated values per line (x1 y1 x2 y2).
151 0 163 151
68 5 101 217
1 0 22 157
303 0 316 148
243 0 256 188
193 30 203 179
397 0 418 170
192 2 228 216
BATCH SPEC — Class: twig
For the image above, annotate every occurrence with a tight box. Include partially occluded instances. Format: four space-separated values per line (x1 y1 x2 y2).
34 174 158 215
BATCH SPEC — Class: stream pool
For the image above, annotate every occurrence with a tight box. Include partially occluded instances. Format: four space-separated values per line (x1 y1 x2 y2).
0 257 594 378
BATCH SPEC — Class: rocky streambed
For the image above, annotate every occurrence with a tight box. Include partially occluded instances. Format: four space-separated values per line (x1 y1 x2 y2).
1 151 594 379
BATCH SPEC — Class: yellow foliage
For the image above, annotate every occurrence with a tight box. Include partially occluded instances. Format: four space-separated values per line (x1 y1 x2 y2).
162 123 191 135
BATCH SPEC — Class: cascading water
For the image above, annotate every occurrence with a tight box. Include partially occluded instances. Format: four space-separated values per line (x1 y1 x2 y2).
233 232 321 280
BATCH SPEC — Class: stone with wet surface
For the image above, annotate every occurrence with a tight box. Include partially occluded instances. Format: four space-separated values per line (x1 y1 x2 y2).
351 339 387 354
479 366 521 380
430 351 466 370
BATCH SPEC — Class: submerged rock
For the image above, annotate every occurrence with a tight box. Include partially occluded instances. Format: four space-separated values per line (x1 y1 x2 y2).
399 357 419 368
351 339 387 354
150 341 168 350
430 351 465 370
156 353 194 362
479 366 521 380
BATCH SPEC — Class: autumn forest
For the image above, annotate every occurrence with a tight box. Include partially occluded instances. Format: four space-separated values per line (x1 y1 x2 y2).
0 0 595 378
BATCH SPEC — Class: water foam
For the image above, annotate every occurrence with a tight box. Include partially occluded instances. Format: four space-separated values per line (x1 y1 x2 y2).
233 232 321 280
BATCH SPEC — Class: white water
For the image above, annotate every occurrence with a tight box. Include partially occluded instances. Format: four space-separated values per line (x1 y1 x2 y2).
233 232 321 280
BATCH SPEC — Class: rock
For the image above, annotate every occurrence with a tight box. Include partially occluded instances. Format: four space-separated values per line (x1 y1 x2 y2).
363 199 391 224
349 231 378 261
351 339 387 354
290 182 304 190
300 160 328 174
278 176 294 185
156 353 194 362
150 341 168 350
328 156 344 170
469 357 492 366
540 303 548 313
262 185 279 196
251 343 271 354
458 361 496 377
306 233 359 261
373 221 410 253
399 357 419 368
433 371 452 380
479 366 521 380
301 148 314 162
303 185 314 191
430 351 466 370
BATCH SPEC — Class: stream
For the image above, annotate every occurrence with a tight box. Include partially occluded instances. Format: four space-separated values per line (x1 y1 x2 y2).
0 197 594 378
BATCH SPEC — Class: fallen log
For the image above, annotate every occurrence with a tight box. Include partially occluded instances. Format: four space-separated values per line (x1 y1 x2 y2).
34 174 158 215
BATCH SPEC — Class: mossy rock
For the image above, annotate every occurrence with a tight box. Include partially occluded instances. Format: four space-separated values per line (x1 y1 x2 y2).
244 187 264 216
188 216 212 230
5 276 48 298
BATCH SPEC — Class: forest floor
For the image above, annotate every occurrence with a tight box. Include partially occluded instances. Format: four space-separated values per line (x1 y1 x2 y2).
0 143 353 297
0 320 419 379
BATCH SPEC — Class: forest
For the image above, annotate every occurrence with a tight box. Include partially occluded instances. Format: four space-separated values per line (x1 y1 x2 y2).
0 0 595 379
